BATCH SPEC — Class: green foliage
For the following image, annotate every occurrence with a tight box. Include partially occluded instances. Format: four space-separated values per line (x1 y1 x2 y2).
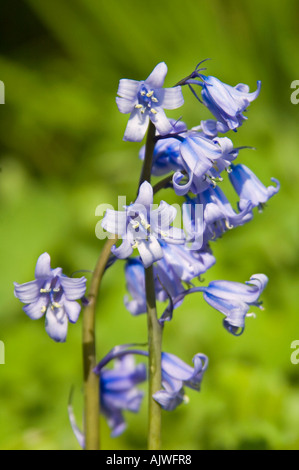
0 0 298 450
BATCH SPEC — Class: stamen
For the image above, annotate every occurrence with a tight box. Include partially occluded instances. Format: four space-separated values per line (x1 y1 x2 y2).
140 91 146 96
40 288 50 293
132 241 139 249
52 302 62 309
183 395 190 404
146 90 154 97
150 109 157 114
151 97 158 103
225 220 233 230
53 287 60 292
135 104 143 109
41 306 47 313
132 222 140 229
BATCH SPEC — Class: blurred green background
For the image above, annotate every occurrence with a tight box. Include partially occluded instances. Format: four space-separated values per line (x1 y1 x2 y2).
0 0 298 450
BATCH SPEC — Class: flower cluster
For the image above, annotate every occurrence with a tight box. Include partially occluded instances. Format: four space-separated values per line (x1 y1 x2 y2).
14 60 279 444
93 61 279 436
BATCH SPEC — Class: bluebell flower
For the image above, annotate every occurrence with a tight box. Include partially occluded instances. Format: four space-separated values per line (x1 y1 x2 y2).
14 252 87 342
69 350 147 445
139 119 187 176
202 273 268 335
198 75 261 130
95 345 208 414
183 185 253 248
99 354 146 437
172 133 238 196
153 352 208 411
228 163 280 211
102 181 185 268
116 62 184 142
198 119 230 138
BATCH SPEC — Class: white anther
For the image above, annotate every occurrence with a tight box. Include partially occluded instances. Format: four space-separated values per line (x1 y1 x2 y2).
52 302 62 309
132 241 139 249
152 97 158 103
140 91 146 96
40 288 50 294
183 395 190 404
146 90 154 97
135 104 143 109
132 222 140 229
41 306 47 313
150 109 157 114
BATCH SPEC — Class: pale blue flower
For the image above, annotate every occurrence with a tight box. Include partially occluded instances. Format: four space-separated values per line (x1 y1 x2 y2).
116 62 184 142
14 253 87 342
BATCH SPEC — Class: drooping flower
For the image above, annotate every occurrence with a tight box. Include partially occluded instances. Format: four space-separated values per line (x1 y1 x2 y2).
228 163 280 211
202 273 268 335
101 181 185 268
116 62 184 142
153 352 208 411
94 345 208 414
196 74 261 131
183 185 253 248
99 354 146 437
14 253 87 342
69 350 147 445
172 132 238 196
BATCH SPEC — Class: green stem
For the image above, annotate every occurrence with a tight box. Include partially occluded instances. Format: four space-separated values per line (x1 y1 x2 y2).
139 121 163 450
82 236 117 450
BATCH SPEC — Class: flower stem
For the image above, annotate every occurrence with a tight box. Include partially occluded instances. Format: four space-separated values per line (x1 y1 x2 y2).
82 236 117 450
139 121 163 450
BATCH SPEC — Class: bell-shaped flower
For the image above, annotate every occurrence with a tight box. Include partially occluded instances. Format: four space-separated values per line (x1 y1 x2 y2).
199 75 261 130
228 163 280 211
153 352 208 411
116 62 184 142
69 351 146 445
202 273 268 335
14 253 87 342
95 345 208 414
99 354 146 437
172 133 237 196
183 185 253 248
101 181 185 268
139 119 187 176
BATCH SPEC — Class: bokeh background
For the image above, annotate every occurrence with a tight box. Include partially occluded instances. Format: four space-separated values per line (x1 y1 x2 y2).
0 0 298 450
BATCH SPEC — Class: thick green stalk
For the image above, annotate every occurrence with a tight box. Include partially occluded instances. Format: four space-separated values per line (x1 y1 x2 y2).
82 236 117 450
139 121 163 450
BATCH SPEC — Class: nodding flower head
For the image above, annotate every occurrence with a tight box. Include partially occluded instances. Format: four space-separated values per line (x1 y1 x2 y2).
14 252 87 342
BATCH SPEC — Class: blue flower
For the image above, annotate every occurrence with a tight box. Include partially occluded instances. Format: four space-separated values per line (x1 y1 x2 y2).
95 345 208 414
14 252 87 342
199 75 261 130
183 185 253 248
69 350 147 445
153 352 208 411
102 181 185 268
228 163 280 211
202 273 268 335
99 354 146 437
116 62 184 142
172 133 238 196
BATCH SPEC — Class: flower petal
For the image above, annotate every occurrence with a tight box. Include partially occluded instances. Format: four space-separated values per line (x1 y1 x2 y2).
45 307 68 342
23 296 48 320
155 87 184 110
35 252 52 279
123 108 149 142
150 107 173 136
64 299 81 323
60 276 87 301
14 280 42 304
145 62 168 88
117 79 140 100
137 236 163 268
